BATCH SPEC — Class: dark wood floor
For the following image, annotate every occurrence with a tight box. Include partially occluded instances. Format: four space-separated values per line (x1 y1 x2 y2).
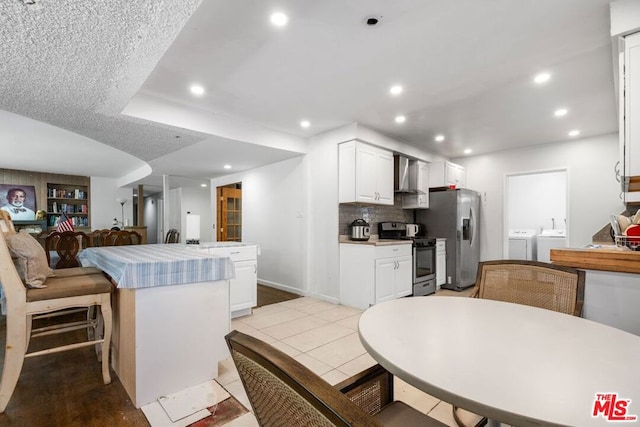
0 314 149 426
0 285 300 426
256 283 301 307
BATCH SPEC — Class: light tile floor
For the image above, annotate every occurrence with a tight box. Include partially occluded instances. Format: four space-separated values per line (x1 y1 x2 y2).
215 288 483 427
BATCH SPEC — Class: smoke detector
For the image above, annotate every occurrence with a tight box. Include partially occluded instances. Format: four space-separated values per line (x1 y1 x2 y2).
364 15 383 26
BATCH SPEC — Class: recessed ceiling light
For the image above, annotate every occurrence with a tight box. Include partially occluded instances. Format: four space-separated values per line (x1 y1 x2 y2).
190 84 205 96
463 148 472 155
434 134 445 142
270 12 288 27
300 120 310 128
389 85 403 96
223 164 232 170
395 115 406 124
200 184 207 188
568 129 580 137
533 72 551 84
554 108 568 117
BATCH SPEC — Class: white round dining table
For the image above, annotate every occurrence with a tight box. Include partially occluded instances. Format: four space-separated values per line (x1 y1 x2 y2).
358 296 640 427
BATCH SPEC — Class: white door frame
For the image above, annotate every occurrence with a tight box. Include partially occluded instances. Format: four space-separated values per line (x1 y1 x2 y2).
503 168 570 259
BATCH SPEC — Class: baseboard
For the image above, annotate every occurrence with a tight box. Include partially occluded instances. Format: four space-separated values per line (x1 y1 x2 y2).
257 279 307 296
256 281 340 305
310 293 340 305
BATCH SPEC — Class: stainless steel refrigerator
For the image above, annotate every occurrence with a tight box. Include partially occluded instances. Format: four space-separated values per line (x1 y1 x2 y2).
416 189 480 291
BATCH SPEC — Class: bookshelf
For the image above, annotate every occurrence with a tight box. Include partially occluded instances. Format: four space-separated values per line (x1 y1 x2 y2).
47 183 90 229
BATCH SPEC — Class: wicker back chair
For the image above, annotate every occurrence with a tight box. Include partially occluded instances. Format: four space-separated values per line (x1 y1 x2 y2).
225 330 446 427
453 259 585 427
470 260 585 316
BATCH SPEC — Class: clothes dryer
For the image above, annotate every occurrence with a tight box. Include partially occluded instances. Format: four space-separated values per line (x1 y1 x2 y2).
537 230 566 263
508 229 537 260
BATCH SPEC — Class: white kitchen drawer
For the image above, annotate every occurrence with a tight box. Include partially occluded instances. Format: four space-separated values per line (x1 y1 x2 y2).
375 244 412 259
208 246 257 261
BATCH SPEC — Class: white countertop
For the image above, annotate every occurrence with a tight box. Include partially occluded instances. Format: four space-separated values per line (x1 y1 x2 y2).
338 235 412 246
194 241 258 248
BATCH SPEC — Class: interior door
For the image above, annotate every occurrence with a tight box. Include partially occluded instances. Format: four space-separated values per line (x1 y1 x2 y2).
216 186 242 241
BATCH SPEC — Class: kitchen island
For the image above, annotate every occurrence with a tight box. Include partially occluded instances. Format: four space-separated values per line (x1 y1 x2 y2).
193 242 259 318
79 244 235 407
551 246 640 336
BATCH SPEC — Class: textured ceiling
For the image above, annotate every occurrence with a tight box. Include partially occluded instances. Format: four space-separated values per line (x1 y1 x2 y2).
0 0 207 162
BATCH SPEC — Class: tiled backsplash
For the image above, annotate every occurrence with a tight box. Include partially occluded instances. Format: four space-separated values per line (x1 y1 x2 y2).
339 194 415 236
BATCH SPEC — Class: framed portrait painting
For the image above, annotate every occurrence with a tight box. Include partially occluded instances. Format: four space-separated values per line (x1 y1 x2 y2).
0 184 37 221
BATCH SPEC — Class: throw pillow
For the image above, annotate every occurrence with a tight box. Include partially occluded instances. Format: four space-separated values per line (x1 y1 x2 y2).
6 230 54 288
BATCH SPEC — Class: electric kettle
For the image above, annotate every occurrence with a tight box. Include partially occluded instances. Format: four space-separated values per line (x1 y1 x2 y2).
350 219 371 241
406 223 420 237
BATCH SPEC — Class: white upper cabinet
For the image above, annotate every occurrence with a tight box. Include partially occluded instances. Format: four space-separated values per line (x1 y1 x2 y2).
429 160 466 189
339 140 394 205
621 31 640 199
611 2 640 202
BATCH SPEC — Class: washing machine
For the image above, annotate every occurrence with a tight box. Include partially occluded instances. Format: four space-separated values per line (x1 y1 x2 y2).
537 230 567 263
508 229 537 260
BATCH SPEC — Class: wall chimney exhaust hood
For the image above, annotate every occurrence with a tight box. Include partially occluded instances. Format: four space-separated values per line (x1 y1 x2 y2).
394 155 411 193
394 155 426 194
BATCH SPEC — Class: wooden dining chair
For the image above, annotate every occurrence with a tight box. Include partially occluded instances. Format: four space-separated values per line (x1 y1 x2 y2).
164 228 180 243
104 230 142 246
44 230 91 269
90 229 112 247
226 330 447 427
0 214 114 413
452 259 586 427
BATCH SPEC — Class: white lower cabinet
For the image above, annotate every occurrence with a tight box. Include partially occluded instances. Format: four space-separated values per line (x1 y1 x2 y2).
340 243 412 310
204 245 258 318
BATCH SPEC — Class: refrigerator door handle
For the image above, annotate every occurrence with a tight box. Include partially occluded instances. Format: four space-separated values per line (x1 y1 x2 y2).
469 206 475 246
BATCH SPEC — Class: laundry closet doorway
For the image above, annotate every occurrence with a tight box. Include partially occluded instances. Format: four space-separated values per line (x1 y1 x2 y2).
504 169 568 259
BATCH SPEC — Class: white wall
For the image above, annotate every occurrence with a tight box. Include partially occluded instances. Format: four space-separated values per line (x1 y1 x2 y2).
507 170 567 232
144 194 161 243
454 133 625 261
168 188 181 235
305 129 343 302
212 156 307 295
90 177 134 229
181 186 213 242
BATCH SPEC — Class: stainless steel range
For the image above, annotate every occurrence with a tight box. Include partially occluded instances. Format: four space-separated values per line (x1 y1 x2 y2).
378 222 437 296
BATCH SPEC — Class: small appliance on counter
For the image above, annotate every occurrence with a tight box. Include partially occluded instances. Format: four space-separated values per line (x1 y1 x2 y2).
406 223 421 237
350 219 371 241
